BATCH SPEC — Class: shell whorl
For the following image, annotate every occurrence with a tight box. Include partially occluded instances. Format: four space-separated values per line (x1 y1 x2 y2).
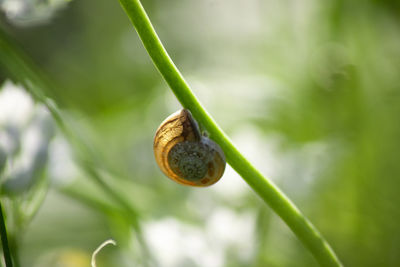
153 109 225 187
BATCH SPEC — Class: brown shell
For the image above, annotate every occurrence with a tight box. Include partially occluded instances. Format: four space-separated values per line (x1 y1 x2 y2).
153 109 226 186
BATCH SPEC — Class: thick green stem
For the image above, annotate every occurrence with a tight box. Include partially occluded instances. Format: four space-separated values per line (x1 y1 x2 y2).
118 0 342 266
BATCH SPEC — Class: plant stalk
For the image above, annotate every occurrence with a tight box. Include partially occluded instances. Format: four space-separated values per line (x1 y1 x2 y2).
0 201 13 267
117 0 342 266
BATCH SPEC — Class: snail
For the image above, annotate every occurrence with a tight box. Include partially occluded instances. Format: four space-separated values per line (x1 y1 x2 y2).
153 109 226 186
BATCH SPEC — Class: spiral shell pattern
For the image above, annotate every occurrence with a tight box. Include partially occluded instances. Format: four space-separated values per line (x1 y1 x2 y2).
153 109 225 186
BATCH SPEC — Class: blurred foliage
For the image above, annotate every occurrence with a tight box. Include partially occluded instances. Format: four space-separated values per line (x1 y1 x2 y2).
0 0 400 266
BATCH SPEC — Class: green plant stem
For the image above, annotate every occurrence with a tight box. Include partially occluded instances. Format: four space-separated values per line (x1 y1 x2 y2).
118 1 342 266
0 201 13 267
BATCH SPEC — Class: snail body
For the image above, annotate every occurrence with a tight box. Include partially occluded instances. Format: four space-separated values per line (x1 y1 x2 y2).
153 109 225 186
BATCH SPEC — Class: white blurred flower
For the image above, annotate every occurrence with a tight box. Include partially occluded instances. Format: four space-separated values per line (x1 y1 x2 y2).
205 208 256 262
0 0 25 18
144 218 219 267
0 80 55 194
0 81 34 129
143 209 256 267
0 0 70 26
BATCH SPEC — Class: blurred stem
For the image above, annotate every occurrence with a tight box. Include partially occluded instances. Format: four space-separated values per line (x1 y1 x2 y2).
118 0 342 266
0 28 135 226
8 235 20 267
0 201 13 267
0 29 153 266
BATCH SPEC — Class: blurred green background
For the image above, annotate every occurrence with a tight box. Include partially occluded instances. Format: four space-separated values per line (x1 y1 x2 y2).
0 0 400 266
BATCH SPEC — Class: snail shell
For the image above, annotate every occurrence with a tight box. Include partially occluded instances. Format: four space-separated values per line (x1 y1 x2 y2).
153 109 226 186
